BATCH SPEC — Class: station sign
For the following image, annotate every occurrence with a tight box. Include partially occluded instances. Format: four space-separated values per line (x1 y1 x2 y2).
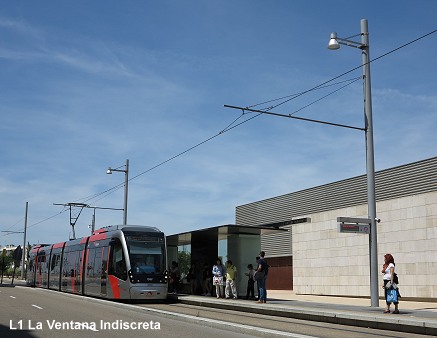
337 217 371 234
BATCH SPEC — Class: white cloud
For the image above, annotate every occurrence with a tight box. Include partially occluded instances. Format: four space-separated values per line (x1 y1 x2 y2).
1 4 436 247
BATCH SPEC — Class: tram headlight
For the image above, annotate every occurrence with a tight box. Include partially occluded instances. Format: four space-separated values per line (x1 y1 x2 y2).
128 269 136 283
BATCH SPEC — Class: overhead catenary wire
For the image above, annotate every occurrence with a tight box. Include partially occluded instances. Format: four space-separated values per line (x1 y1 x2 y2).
98 28 437 195
252 28 437 114
78 77 366 207
0 217 24 232
288 77 361 116
0 217 25 239
24 28 437 230
86 79 363 190
247 77 361 110
78 80 358 208
26 209 69 230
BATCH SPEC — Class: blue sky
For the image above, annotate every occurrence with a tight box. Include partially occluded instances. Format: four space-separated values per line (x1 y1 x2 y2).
1 1 436 247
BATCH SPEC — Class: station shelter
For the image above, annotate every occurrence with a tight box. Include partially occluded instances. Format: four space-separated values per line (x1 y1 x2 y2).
166 224 286 297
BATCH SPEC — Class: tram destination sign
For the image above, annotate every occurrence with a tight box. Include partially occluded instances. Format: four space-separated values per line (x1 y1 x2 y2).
337 217 371 234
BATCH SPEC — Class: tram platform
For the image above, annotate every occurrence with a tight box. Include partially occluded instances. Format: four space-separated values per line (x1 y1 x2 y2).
175 290 437 336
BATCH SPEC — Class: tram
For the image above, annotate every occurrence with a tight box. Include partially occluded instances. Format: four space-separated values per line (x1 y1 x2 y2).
27 225 168 301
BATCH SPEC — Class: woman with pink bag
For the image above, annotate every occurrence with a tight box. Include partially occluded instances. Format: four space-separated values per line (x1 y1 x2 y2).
212 258 225 299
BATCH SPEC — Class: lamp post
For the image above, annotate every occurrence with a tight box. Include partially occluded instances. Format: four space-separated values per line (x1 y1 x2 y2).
329 19 379 307
107 159 129 225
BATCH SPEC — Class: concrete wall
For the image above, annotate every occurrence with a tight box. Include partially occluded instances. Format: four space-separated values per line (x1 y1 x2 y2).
292 191 437 299
227 234 260 297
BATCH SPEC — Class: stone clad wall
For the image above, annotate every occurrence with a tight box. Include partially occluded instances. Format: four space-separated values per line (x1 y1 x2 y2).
377 192 437 299
292 191 437 299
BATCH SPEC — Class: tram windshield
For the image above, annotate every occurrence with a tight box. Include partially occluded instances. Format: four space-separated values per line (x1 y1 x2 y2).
124 232 166 275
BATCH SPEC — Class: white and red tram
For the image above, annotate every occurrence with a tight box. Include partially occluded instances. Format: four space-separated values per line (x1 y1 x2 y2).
27 225 168 300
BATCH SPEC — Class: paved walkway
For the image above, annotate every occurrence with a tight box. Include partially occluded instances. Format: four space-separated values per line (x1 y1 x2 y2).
176 290 437 336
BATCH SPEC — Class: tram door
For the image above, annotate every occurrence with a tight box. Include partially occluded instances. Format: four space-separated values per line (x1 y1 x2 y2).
107 238 127 298
84 243 108 297
101 246 109 297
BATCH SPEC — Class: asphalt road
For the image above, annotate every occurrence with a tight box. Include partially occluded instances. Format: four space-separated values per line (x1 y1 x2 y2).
0 286 267 338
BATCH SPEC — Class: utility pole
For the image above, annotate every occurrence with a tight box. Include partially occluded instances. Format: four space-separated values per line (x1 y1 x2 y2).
21 202 28 280
91 209 96 235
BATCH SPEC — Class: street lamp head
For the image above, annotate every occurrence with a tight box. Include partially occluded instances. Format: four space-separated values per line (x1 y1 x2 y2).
328 32 340 50
106 159 129 225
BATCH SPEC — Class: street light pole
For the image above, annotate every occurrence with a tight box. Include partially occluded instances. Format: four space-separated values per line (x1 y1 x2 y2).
123 159 129 225
107 159 129 225
329 19 378 307
225 18 379 307
360 19 379 308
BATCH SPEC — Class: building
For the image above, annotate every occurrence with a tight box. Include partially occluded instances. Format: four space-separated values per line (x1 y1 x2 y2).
0 244 18 255
235 157 437 300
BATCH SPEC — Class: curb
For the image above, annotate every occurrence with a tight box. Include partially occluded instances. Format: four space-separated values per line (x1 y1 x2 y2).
178 297 437 336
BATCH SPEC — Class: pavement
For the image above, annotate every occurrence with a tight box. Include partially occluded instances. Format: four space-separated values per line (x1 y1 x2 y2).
175 290 437 336
3 279 436 336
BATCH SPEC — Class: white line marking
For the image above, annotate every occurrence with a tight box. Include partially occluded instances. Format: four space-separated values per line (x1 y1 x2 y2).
136 307 319 338
23 287 319 337
32 304 43 309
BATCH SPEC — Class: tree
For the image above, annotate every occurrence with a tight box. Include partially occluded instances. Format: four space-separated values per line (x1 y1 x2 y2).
177 251 191 277
24 242 32 278
1 251 14 282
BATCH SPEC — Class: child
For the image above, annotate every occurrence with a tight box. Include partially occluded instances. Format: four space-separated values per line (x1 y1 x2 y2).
245 264 255 299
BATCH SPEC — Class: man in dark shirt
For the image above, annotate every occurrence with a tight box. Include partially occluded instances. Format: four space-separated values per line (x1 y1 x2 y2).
256 251 268 303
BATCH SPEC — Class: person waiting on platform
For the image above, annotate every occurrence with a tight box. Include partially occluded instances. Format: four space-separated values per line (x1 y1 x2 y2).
245 264 255 299
169 261 180 294
202 263 212 296
187 263 198 295
225 260 238 299
256 251 268 303
212 258 225 298
382 253 400 314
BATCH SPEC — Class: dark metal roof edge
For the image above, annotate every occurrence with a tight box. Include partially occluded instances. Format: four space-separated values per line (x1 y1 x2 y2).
167 223 287 238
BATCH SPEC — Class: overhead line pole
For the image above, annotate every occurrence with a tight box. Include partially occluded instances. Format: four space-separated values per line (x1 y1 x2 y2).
223 105 366 131
226 18 379 307
53 203 123 238
21 202 28 280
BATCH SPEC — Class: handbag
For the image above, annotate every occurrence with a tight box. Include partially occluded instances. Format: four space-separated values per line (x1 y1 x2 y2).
213 276 223 286
386 288 398 303
393 273 399 284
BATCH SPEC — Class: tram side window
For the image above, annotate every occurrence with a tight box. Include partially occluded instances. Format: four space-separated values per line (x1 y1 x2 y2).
87 249 96 277
108 239 127 281
38 254 46 275
68 251 78 277
51 254 60 272
94 249 102 276
28 258 34 273
62 252 70 277
101 247 108 277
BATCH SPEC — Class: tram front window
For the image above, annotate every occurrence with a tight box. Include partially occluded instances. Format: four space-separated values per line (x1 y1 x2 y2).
125 234 165 276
